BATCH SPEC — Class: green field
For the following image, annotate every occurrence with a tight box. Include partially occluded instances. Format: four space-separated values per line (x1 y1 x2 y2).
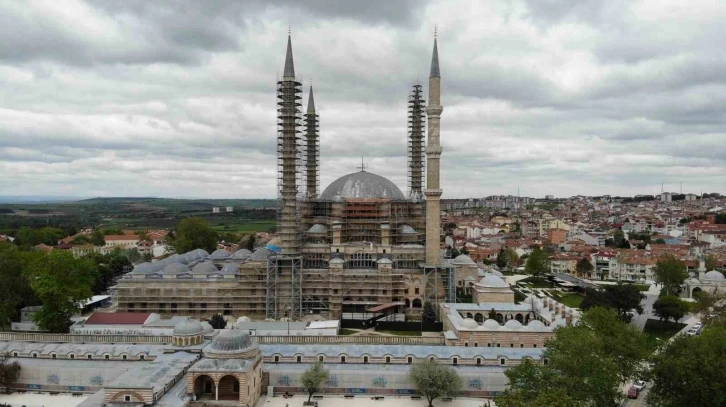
338 329 358 336
643 319 687 350
210 220 277 233
557 293 584 308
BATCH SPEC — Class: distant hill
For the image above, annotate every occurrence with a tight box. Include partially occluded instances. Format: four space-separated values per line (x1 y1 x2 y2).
0 196 87 204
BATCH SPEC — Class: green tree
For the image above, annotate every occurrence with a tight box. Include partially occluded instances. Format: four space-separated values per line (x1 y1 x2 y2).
172 217 218 254
134 230 149 241
102 228 124 235
246 233 256 251
408 360 463 407
0 352 21 394
654 254 687 296
654 238 666 244
653 295 689 324
422 301 437 323
90 229 105 246
648 325 726 407
496 248 507 269
0 243 38 329
125 248 142 263
24 250 99 333
301 360 329 403
524 248 548 282
488 308 497 321
70 234 92 245
575 258 594 278
690 290 726 327
208 314 227 329
498 308 648 407
581 284 644 322
705 255 719 271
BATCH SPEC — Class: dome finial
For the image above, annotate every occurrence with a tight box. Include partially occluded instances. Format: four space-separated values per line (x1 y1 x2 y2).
434 25 437 38
357 156 367 172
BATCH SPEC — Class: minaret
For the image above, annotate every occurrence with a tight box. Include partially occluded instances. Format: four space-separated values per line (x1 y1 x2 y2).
305 84 319 198
408 83 426 198
276 33 302 256
425 34 443 265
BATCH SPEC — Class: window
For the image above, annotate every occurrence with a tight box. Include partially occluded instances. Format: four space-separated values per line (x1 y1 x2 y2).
122 355 128 360
88 355 93 360
201 303 207 311
139 355 145 360
496 344 501 348
474 343 478 347
386 356 391 364
520 344 524 348
430 357 435 362
105 355 110 360
476 358 481 366
124 396 131 402
407 357 413 364
341 356 346 363
500 358 506 365
533 344 537 348
171 304 177 313
363 356 369 364
318 356 324 363
274 356 279 363
333 289 338 294
12 352 18 357
464 342 469 347
32 353 37 358
510 344 514 348
70 354 75 359
296 356 302 363
52 354 57 359
415 287 420 295
453 358 458 365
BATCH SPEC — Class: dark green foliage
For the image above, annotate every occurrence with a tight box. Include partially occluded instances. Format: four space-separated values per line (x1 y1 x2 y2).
0 352 22 394
654 238 666 244
0 243 38 329
580 284 644 322
71 234 92 245
172 217 218 254
498 308 648 407
14 226 66 247
716 213 726 224
24 250 99 333
85 249 133 295
524 248 548 281
246 233 256 251
90 229 105 246
653 295 689 324
102 228 124 235
488 308 497 320
575 258 594 277
208 314 227 329
654 254 688 296
648 325 726 407
422 301 437 323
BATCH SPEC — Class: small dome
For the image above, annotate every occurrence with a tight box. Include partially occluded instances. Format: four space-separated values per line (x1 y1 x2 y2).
232 249 252 260
210 249 231 260
194 249 210 259
329 258 345 264
167 254 188 264
221 262 241 274
460 318 479 330
237 316 251 325
208 329 254 354
504 320 523 330
704 271 725 281
201 321 215 335
452 254 476 265
131 262 154 274
482 319 501 330
184 250 201 262
491 269 504 277
220 359 247 371
398 224 417 234
192 262 219 274
249 248 273 261
162 263 189 275
377 258 393 264
193 359 219 370
308 224 328 234
477 268 486 277
173 319 204 336
479 273 509 288
525 320 546 330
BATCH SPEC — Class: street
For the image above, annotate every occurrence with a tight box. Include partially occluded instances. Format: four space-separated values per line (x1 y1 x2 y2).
621 387 650 407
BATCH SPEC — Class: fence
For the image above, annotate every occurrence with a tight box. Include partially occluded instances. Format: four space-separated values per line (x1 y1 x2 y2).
0 332 172 344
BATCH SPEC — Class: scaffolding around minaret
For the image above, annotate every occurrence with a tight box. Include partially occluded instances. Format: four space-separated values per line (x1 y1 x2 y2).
407 83 426 198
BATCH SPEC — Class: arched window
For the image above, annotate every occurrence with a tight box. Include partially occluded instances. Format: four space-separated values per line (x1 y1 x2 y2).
412 298 422 308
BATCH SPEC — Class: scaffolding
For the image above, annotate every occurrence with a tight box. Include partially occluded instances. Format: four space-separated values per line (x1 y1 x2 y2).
408 83 426 198
276 75 302 256
422 264 456 320
266 256 303 320
304 88 320 199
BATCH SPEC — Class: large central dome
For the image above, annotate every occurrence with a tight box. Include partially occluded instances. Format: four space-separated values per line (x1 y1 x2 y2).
320 171 406 200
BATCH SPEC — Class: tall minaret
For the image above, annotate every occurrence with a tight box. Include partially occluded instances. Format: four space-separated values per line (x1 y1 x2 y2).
305 84 319 198
425 33 443 265
277 33 302 256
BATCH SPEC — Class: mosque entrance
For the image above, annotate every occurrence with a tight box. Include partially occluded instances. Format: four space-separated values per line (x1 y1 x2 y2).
218 375 240 401
194 375 214 398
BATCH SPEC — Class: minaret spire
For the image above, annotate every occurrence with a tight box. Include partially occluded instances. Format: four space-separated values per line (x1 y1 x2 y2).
425 32 443 265
283 32 295 80
430 34 440 78
304 83 320 198
307 83 316 114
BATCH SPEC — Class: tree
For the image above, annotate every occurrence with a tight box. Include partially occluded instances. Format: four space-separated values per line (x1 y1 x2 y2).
103 228 124 235
581 284 644 322
525 248 548 281
498 308 648 407
408 360 463 407
0 352 21 394
0 243 38 330
246 233 256 251
125 248 142 263
90 229 105 246
208 314 227 329
705 255 719 271
496 248 507 269
172 217 218 254
653 295 689 324
70 234 92 245
23 250 99 333
648 325 726 407
654 254 687 296
301 361 329 404
575 258 594 278
488 308 497 321
690 290 726 327
654 238 666 244
422 301 437 323
134 230 149 241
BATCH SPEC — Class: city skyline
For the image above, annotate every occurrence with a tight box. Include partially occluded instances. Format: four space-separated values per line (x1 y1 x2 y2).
1 0 725 199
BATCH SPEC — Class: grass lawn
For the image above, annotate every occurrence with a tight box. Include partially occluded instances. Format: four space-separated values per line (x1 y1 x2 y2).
643 319 687 350
338 328 358 335
519 277 556 288
557 293 584 308
375 330 422 337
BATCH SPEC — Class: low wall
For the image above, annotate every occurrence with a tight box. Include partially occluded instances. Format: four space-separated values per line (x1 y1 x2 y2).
374 321 443 332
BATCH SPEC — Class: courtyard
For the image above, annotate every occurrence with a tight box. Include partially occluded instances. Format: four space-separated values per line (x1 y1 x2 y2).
0 392 88 407
256 394 497 407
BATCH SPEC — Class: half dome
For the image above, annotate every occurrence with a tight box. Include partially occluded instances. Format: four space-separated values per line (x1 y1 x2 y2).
221 262 241 274
320 171 405 200
131 262 154 274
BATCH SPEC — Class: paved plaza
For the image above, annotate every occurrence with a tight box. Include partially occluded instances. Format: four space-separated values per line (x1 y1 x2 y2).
256 394 497 407
0 392 88 407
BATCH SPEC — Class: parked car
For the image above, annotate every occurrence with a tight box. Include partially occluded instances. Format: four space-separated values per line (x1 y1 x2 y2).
693 322 702 330
628 386 640 399
633 380 646 391
686 328 699 336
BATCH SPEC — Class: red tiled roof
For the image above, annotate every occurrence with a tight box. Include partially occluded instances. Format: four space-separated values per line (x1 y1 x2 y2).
84 312 152 325
104 235 140 241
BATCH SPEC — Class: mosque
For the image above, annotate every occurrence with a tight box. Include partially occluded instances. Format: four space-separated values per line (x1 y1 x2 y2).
116 31 453 322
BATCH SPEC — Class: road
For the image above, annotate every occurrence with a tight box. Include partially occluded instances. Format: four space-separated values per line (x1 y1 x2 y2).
621 387 650 407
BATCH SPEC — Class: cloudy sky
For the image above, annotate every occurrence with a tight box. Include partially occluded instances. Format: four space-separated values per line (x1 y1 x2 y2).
1 0 725 199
